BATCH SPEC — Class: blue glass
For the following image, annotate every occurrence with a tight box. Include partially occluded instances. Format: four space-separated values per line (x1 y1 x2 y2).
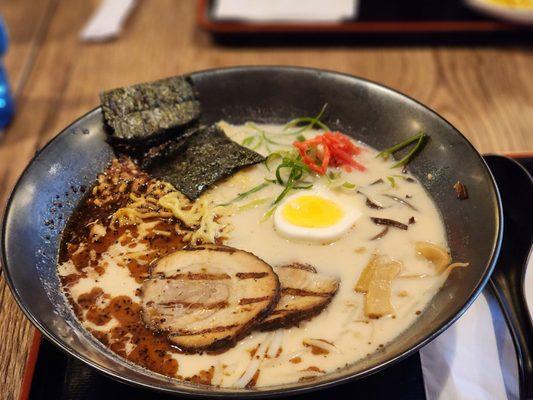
0 15 7 56
0 65 13 128
0 15 14 129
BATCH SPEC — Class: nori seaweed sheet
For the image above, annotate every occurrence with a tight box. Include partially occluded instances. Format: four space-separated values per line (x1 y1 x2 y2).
142 125 265 200
100 75 200 144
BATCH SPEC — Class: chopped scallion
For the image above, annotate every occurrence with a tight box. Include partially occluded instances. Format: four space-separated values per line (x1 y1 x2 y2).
376 132 427 168
238 197 270 212
219 182 270 206
261 151 314 221
342 182 356 190
242 123 291 152
283 104 330 134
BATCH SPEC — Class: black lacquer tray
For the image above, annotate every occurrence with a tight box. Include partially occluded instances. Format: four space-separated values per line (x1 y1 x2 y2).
18 156 530 400
25 337 426 400
197 0 532 41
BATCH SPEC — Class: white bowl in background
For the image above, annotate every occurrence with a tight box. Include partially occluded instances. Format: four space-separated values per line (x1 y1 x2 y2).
466 0 533 24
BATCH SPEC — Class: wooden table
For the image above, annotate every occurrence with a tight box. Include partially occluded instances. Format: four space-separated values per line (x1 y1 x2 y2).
0 1 532 398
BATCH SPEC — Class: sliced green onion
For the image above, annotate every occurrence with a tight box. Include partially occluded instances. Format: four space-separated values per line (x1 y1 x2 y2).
376 132 427 168
391 134 426 168
262 132 288 146
323 170 355 191
377 133 423 158
275 164 287 185
246 122 270 135
245 123 284 145
293 182 313 189
284 118 306 131
387 176 397 188
275 159 308 185
261 163 303 221
286 117 329 132
273 182 293 207
241 135 261 150
261 150 316 221
390 174 412 181
238 197 270 212
242 136 255 146
327 170 342 181
283 104 330 134
242 123 292 152
265 150 298 171
265 152 282 172
342 182 356 190
313 120 330 131
260 206 276 222
219 182 270 206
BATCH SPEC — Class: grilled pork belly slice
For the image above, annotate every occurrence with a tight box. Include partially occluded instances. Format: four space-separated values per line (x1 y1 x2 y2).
141 245 279 352
260 263 339 331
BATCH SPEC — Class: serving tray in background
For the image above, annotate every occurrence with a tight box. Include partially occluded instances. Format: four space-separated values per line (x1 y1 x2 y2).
197 0 530 36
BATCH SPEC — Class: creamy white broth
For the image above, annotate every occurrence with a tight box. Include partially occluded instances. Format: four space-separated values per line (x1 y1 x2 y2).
59 122 450 387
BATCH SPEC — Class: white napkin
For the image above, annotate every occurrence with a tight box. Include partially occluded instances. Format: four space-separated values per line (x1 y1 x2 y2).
212 0 359 22
421 252 532 400
80 0 137 42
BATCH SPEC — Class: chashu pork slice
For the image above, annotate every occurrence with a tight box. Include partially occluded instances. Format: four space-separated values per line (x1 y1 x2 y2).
141 245 279 352
259 263 339 331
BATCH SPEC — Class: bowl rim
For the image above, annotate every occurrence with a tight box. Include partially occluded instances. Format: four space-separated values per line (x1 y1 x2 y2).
1 65 503 397
466 0 533 24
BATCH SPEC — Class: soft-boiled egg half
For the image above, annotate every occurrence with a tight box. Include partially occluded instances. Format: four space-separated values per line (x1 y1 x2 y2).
274 189 361 243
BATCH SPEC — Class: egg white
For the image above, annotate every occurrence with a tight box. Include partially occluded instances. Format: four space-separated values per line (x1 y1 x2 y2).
273 188 361 243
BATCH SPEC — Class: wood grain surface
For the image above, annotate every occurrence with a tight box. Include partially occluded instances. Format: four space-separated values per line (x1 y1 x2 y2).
0 1 532 399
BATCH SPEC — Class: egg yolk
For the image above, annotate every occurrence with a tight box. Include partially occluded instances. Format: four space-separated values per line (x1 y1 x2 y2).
281 195 344 228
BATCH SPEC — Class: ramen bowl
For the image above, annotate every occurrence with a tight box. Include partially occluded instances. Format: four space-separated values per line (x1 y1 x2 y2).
1 66 502 397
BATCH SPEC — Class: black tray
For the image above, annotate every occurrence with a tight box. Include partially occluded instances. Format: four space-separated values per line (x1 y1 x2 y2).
22 154 533 400
28 339 426 400
198 0 532 43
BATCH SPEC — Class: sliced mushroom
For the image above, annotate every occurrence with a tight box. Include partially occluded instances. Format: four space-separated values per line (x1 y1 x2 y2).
355 255 401 318
415 241 451 273
141 245 279 352
370 217 408 230
259 263 339 331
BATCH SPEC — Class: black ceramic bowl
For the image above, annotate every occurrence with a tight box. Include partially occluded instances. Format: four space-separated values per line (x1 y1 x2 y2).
1 66 502 397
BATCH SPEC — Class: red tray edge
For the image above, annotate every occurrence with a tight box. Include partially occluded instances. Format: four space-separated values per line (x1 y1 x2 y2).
19 331 42 400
